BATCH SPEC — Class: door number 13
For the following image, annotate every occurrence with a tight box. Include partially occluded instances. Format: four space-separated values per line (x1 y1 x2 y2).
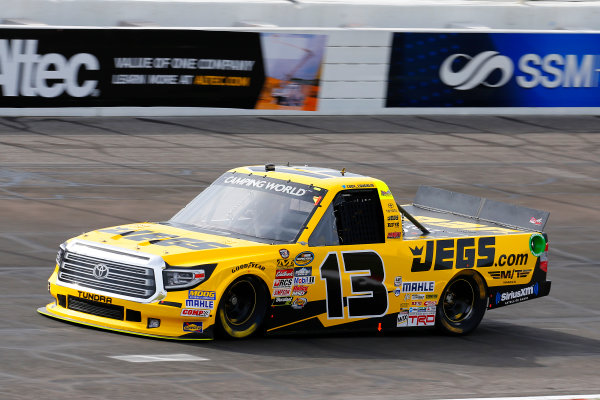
319 251 388 319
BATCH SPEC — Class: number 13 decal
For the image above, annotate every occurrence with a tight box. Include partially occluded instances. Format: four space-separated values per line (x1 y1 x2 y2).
320 251 388 319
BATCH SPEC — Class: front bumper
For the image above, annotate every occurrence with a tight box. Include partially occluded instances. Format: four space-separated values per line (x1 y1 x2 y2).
41 280 215 340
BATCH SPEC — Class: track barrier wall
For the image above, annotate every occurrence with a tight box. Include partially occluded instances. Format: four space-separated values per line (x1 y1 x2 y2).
2 25 600 115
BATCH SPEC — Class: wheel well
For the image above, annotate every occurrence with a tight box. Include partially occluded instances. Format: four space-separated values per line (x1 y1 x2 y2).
228 274 271 305
447 269 489 300
216 274 271 339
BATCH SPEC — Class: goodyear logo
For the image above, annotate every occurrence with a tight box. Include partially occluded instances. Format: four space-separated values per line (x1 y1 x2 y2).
188 290 216 300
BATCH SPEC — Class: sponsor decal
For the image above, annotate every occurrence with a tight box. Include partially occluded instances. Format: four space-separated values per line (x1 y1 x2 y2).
488 268 531 281
407 313 436 327
188 290 216 300
0 31 326 109
277 259 295 268
380 190 393 197
425 294 438 300
394 288 401 297
185 299 215 309
397 311 409 327
98 227 230 250
402 281 435 293
291 285 308 296
273 288 292 297
410 237 496 272
273 278 293 288
387 232 402 239
294 266 312 277
439 51 513 91
494 254 529 267
387 215 399 221
438 50 600 92
224 176 307 196
231 261 265 273
294 251 314 266
411 294 425 300
77 291 112 304
275 268 294 279
496 283 539 305
387 32 600 108
181 309 210 317
342 183 375 189
0 39 100 98
183 322 203 332
293 276 315 285
279 249 290 259
404 294 411 301
530 217 543 226
291 297 308 310
272 296 293 306
424 301 437 307
387 222 400 228
411 301 423 306
386 203 398 213
92 263 109 280
394 276 402 287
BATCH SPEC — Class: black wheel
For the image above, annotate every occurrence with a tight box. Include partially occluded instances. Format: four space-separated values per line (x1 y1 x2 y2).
436 274 487 335
217 276 268 339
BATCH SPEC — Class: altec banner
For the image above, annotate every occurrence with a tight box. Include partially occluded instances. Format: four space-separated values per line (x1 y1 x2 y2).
386 32 600 107
0 29 326 110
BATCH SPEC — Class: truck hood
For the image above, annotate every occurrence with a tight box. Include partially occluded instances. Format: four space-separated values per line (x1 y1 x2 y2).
70 222 272 266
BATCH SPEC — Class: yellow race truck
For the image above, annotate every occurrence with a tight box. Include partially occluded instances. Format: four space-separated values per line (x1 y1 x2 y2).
39 165 551 339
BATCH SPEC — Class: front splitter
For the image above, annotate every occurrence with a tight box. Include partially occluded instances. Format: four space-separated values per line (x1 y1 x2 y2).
37 305 212 341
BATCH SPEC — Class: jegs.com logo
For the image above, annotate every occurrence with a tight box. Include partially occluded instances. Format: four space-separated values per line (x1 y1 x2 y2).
0 39 100 97
410 237 531 272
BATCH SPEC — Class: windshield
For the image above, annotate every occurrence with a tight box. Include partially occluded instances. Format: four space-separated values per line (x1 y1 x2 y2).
170 173 326 243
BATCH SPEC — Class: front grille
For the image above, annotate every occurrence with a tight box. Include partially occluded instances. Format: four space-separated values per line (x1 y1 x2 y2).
58 252 156 299
68 295 124 320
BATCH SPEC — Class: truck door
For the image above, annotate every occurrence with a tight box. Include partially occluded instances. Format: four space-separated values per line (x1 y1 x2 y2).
308 188 392 326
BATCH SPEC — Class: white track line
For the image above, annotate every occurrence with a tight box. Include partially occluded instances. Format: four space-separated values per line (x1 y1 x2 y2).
108 354 209 363
439 396 600 400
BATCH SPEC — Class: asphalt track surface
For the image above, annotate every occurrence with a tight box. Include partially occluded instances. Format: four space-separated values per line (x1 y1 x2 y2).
0 115 599 400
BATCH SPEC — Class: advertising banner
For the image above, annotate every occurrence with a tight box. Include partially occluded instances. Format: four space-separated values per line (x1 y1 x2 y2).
386 32 600 107
0 29 326 110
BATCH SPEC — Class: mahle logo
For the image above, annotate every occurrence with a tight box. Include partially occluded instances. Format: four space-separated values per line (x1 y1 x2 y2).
0 39 100 97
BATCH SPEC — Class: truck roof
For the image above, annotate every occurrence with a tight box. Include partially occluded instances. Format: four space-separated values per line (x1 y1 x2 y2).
230 165 379 190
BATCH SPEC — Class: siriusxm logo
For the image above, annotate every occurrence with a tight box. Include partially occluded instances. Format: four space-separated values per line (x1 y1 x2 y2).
496 283 539 304
440 51 599 90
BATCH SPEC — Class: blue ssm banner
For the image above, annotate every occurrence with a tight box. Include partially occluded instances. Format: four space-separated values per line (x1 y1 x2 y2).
386 32 600 107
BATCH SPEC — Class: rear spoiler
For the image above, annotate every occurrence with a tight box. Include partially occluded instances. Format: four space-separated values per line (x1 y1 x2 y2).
412 186 550 231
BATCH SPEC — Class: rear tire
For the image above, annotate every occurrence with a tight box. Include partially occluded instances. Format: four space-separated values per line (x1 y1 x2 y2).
436 273 487 335
217 276 268 339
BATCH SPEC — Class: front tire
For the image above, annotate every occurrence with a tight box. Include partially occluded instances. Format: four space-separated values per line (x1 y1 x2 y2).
436 273 487 335
217 276 268 339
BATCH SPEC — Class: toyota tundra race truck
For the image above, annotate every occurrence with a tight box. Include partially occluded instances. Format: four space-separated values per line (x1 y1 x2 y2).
39 165 551 339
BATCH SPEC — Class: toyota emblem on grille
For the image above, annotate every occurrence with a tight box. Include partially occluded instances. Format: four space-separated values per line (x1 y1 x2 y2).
93 263 109 279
